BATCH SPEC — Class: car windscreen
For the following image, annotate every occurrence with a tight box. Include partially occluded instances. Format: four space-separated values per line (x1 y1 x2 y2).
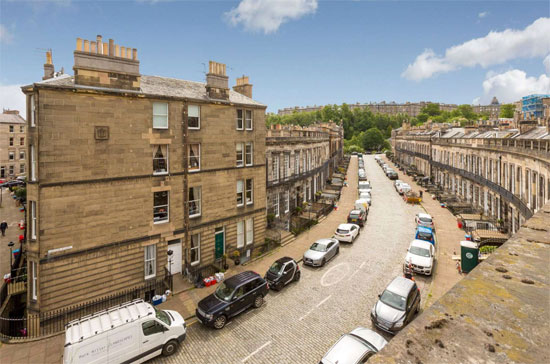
419 217 432 223
214 282 234 302
310 242 327 252
380 290 407 311
418 232 432 241
154 307 171 325
268 261 284 275
410 246 431 257
349 212 361 218
336 228 349 234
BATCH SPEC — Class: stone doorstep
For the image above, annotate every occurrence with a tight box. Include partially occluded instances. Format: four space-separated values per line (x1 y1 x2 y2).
162 159 357 321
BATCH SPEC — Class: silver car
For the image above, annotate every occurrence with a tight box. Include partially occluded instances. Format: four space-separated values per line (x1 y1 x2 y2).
303 238 339 267
320 327 387 364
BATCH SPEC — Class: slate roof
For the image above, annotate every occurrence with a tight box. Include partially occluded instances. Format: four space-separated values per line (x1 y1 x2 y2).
0 112 26 124
29 74 265 107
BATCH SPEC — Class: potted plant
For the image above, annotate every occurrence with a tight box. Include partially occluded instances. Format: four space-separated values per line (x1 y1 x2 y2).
231 250 241 265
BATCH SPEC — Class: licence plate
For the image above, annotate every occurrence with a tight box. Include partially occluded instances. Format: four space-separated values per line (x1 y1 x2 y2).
351 219 357 222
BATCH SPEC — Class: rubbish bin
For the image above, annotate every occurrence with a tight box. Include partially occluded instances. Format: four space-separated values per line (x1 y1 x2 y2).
460 241 479 273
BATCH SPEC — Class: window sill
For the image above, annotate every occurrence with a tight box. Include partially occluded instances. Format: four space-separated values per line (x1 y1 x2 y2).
190 261 200 267
246 202 253 206
236 164 244 168
189 127 200 130
245 128 253 131
236 128 244 131
153 171 169 176
237 204 244 208
245 164 253 167
144 275 157 280
189 169 200 173
189 214 201 219
154 220 169 225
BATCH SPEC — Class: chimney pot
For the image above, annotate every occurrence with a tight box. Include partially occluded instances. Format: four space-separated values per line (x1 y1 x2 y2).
84 39 90 52
97 35 103 54
76 38 82 51
109 39 114 56
102 43 108 56
132 48 137 60
115 44 120 57
121 46 126 58
91 41 97 53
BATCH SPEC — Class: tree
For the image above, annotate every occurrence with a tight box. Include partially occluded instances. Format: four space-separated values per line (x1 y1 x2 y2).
362 128 386 151
500 104 515 118
421 103 441 116
458 104 476 120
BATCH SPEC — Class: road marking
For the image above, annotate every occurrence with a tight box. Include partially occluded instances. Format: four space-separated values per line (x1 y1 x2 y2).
316 294 332 307
299 295 332 321
348 261 366 281
320 262 350 287
241 341 272 363
298 308 315 321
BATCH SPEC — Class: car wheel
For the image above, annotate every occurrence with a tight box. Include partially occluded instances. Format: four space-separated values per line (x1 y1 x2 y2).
336 247 340 254
162 340 179 356
294 271 301 282
321 258 326 267
253 295 264 308
213 315 227 329
276 281 284 291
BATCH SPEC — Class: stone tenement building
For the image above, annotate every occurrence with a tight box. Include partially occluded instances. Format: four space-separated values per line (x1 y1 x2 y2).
0 109 26 179
278 101 459 117
266 123 343 229
21 35 266 317
393 124 550 234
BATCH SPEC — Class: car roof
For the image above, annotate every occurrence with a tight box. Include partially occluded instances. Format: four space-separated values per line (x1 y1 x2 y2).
314 238 334 246
337 223 355 230
349 327 388 351
275 256 294 264
418 213 432 219
386 276 416 297
322 333 374 364
224 270 261 288
349 209 362 214
410 239 433 250
417 226 433 233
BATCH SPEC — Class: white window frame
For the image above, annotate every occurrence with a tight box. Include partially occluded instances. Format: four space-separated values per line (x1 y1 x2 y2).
274 193 280 217
237 221 245 248
19 151 25 160
295 153 299 175
189 143 201 172
20 125 24 133
236 143 244 167
273 155 279 181
284 190 290 213
8 165 14 176
20 164 25 174
30 145 36 181
189 186 201 218
144 244 157 279
31 201 37 240
9 137 13 146
30 95 36 127
236 109 244 130
152 102 168 129
246 179 253 205
153 191 169 224
9 125 14 133
245 110 253 130
8 151 14 161
188 105 200 130
153 145 169 175
31 261 37 301
189 233 200 266
245 142 253 166
246 218 254 245
237 180 244 207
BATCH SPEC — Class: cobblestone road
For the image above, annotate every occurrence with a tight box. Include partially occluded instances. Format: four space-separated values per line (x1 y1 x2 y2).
151 155 428 364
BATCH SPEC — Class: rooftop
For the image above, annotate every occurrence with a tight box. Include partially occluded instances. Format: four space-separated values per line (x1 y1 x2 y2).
0 110 26 124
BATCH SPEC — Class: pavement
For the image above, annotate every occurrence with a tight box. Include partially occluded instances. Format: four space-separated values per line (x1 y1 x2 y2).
0 154 468 364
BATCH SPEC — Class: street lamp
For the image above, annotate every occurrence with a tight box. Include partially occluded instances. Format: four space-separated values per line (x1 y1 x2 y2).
8 241 14 269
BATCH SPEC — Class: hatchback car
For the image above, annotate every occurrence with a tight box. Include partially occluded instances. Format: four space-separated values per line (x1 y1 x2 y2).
334 223 360 243
415 213 434 231
319 327 387 364
388 171 398 180
405 239 435 276
415 226 435 245
359 192 371 205
371 276 421 334
303 238 340 267
196 271 268 329
397 183 411 195
348 209 367 227
264 257 300 291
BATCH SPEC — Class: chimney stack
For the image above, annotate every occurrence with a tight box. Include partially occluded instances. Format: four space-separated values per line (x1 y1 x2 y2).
43 50 55 80
233 75 253 98
206 61 229 100
73 35 140 90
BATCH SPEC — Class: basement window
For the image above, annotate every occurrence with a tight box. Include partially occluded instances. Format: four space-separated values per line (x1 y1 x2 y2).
153 102 168 129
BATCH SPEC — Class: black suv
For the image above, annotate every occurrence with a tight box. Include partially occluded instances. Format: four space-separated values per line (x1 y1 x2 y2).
196 271 268 329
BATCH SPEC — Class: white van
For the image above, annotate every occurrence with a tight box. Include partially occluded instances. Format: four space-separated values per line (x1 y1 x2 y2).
354 199 369 213
63 299 186 364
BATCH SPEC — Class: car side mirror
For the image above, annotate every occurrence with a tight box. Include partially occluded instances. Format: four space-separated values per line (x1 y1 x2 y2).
378 294 381 298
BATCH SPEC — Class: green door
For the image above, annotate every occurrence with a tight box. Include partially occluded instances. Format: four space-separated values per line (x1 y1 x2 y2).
215 228 225 260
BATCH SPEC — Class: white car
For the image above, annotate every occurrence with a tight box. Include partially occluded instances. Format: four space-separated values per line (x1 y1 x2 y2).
334 223 360 243
359 192 371 205
397 183 411 195
405 239 435 275
415 212 434 230
320 327 387 364
394 180 404 190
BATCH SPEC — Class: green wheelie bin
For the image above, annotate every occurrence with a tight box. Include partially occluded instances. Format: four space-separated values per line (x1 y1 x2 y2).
460 240 479 273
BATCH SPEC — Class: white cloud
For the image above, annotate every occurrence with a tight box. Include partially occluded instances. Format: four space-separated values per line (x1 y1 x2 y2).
0 24 14 44
474 69 550 105
544 54 550 74
225 0 318 34
402 17 550 81
478 11 489 19
0 84 26 119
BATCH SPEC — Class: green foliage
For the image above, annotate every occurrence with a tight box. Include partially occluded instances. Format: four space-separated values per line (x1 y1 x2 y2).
14 187 26 202
457 104 476 120
421 103 441 116
362 128 389 151
500 104 515 118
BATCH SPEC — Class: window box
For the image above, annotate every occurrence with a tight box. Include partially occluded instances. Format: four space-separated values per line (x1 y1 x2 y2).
153 102 168 129
153 191 169 223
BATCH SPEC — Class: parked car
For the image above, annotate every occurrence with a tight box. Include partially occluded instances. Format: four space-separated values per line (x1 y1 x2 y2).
405 239 435 276
370 276 421 334
334 223 360 243
397 183 411 195
319 327 387 364
384 168 395 177
354 199 370 214
358 181 372 190
415 226 435 245
63 299 186 364
303 238 340 267
16 175 26 182
388 171 398 180
0 180 25 188
196 271 268 329
394 180 403 189
415 213 434 231
264 257 300 291
347 209 367 227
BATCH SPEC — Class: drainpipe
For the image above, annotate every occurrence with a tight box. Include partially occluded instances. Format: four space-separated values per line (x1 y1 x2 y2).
182 101 190 278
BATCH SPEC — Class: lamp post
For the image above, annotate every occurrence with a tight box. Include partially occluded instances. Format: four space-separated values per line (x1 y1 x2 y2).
167 249 173 292
8 241 14 270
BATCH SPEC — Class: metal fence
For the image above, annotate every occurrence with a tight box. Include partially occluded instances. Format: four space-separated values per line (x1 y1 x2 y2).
0 278 167 341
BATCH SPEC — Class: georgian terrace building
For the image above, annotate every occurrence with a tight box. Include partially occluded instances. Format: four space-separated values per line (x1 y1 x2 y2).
0 109 26 179
20 36 266 318
266 123 343 230
394 125 550 234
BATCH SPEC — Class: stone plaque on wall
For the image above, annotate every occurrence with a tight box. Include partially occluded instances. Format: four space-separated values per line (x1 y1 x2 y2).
95 126 109 140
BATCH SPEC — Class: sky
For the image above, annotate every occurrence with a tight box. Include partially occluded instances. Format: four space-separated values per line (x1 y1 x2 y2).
0 0 549 117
